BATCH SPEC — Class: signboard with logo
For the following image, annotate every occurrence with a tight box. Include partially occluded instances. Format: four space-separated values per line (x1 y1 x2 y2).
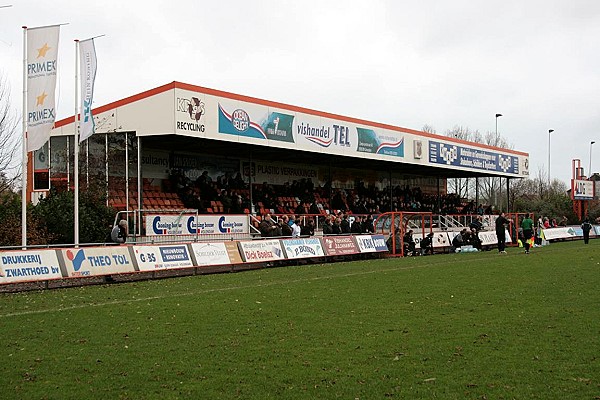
281 238 325 259
542 227 578 241
354 234 388 253
429 140 519 175
413 232 451 249
571 179 594 200
133 244 194 271
238 240 284 262
146 215 248 235
190 242 243 266
321 236 359 256
0 250 63 284
242 160 320 186
61 247 135 278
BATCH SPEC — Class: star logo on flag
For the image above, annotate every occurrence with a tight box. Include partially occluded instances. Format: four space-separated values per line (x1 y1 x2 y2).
36 92 48 106
37 43 51 58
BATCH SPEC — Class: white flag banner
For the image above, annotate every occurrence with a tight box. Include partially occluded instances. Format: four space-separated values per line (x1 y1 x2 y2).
26 25 60 152
79 38 97 142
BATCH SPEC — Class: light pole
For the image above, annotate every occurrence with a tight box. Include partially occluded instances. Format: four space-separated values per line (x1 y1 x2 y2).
548 129 554 185
590 141 596 177
494 114 502 207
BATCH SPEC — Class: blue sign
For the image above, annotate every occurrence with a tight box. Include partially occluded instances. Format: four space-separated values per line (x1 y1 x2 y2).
429 141 518 174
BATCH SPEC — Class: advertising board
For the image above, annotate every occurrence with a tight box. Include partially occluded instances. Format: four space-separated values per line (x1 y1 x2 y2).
0 249 63 284
61 247 135 278
281 238 325 259
133 244 194 271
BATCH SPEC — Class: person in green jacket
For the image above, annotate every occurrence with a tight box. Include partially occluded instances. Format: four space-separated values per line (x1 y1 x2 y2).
521 213 534 254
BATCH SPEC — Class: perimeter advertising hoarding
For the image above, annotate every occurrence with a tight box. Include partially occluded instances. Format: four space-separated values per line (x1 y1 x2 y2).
146 215 248 235
321 236 359 256
173 87 527 177
413 232 452 249
190 242 243 266
571 179 594 200
542 227 578 241
0 249 63 284
354 235 388 253
133 244 194 271
61 247 135 278
238 240 285 262
281 238 325 259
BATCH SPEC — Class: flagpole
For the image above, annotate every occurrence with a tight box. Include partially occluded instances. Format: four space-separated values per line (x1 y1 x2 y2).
21 26 27 248
74 39 80 246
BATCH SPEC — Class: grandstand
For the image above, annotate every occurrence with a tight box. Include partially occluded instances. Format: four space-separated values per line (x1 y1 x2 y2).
27 81 529 240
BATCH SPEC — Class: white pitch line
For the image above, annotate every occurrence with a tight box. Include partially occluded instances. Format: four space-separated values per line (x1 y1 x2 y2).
0 249 556 319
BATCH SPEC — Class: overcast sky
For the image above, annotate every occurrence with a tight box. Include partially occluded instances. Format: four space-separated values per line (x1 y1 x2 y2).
1 0 599 186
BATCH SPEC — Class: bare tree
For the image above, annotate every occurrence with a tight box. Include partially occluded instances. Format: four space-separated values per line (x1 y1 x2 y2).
421 124 437 134
0 75 20 194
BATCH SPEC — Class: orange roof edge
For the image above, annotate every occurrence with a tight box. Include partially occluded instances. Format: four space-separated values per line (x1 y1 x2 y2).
54 80 528 157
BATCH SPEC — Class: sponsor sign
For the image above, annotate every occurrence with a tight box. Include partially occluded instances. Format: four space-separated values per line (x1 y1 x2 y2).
61 247 135 278
133 245 194 271
542 227 578 241
244 160 319 185
0 250 62 284
218 104 295 142
413 232 451 249
476 230 512 245
321 236 359 256
191 241 242 266
594 225 600 236
356 128 404 157
176 96 206 133
147 215 248 235
238 240 284 262
281 238 325 259
429 140 519 175
572 179 594 200
355 234 388 253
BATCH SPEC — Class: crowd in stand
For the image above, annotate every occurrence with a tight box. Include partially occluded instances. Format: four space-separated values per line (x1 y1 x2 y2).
168 169 497 219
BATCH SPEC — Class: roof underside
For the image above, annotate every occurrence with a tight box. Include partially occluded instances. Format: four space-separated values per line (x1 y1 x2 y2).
143 135 508 179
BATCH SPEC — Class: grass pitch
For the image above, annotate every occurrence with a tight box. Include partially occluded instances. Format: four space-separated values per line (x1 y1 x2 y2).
1 240 599 399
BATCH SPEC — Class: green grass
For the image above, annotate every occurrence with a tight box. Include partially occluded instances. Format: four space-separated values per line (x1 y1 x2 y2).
1 240 599 399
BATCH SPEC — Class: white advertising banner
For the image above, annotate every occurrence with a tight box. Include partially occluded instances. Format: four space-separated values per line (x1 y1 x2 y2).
238 240 284 262
133 244 194 271
146 214 248 235
354 234 388 253
191 242 235 266
281 238 325 259
0 250 62 284
542 227 578 241
27 25 60 151
413 232 452 249
61 247 135 278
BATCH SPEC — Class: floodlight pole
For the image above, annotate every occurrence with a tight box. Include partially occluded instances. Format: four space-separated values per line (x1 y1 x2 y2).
590 141 595 177
548 129 554 186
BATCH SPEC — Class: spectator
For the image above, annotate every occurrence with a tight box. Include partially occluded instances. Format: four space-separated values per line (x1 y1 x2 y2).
322 216 334 235
340 214 351 234
110 220 128 244
350 216 363 234
259 214 281 237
